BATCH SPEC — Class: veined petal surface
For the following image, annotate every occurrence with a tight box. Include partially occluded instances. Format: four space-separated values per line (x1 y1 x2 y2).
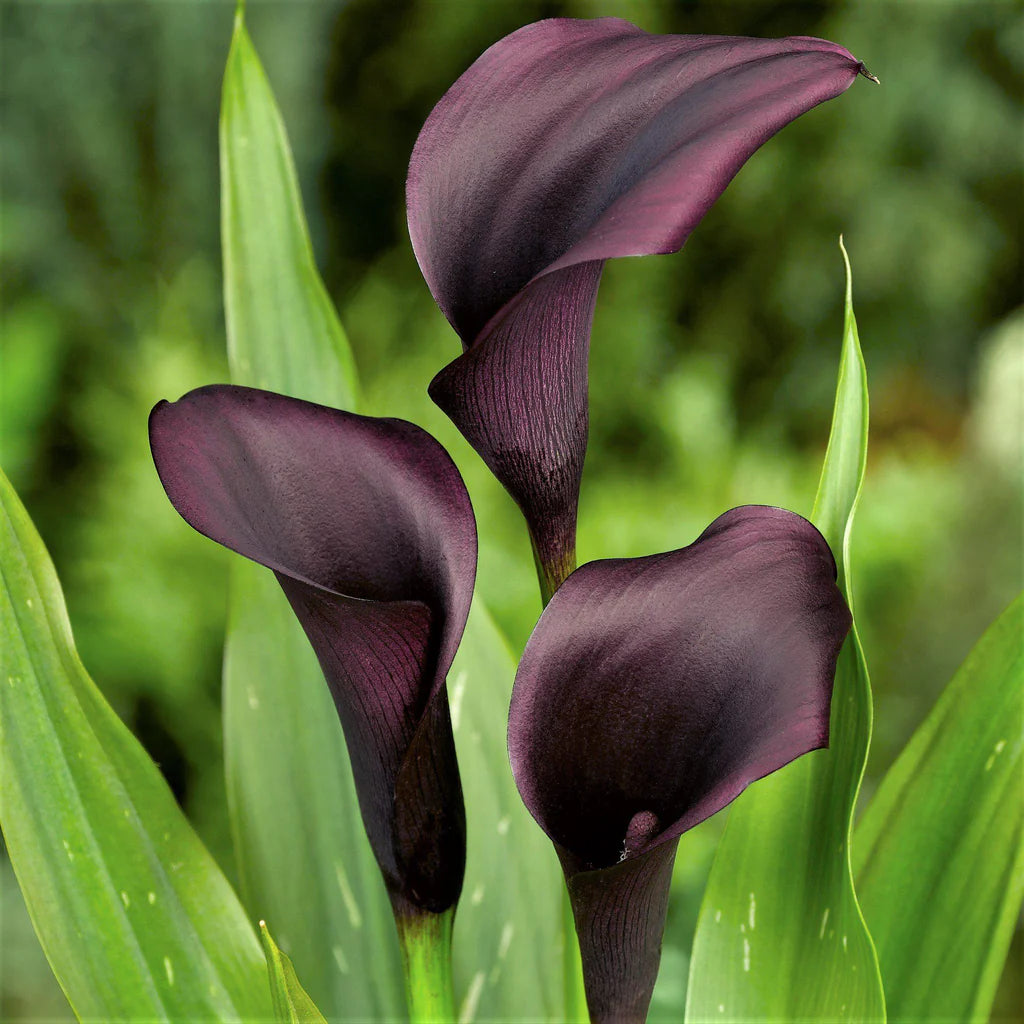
409 19 870 569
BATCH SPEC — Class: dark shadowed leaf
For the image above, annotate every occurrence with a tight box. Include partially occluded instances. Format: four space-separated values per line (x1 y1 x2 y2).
0 467 271 1023
855 593 1024 1023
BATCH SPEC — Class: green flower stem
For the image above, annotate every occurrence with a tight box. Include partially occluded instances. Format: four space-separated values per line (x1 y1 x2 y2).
531 535 578 607
395 908 456 1023
531 546 588 1022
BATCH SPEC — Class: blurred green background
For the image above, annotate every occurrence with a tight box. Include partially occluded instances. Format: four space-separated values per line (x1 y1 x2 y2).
2 0 1020 1019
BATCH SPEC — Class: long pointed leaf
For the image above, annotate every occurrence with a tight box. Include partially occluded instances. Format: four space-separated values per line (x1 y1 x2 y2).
219 8 404 1019
855 594 1024 1022
450 601 564 1021
685 240 885 1021
0 467 271 1022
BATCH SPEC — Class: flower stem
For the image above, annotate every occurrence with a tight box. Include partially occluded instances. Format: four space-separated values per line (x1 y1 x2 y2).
395 908 456 1023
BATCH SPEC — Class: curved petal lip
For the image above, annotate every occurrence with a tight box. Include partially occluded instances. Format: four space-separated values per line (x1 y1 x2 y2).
149 384 478 681
408 17 870 347
508 505 851 870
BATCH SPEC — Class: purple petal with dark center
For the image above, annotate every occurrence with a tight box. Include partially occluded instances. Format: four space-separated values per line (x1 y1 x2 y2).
149 384 476 915
508 505 851 1019
409 18 869 575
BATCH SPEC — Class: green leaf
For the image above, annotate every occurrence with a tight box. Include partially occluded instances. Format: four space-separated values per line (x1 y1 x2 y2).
855 594 1024 1023
260 922 329 1024
449 601 565 1021
685 239 885 1022
0 467 271 1022
219 8 404 1020
220 5 358 409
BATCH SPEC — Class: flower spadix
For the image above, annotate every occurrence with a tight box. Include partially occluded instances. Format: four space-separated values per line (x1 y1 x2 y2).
508 506 852 1022
149 385 476 919
408 18 873 590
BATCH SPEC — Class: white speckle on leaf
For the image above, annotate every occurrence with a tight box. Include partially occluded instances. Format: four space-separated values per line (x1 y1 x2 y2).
718 1004 725 1014
163 956 174 986
819 907 830 939
148 892 157 905
748 892 756 930
332 945 350 974
449 671 468 731
714 909 722 923
471 884 485 906
498 923 514 960
62 840 74 861
496 816 510 836
742 936 751 972
842 934 848 952
334 861 362 929
246 686 260 711
458 971 485 1024
985 739 1007 771
26 599 33 609
120 891 130 909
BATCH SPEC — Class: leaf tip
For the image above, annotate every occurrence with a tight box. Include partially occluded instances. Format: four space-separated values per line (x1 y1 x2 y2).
838 235 854 308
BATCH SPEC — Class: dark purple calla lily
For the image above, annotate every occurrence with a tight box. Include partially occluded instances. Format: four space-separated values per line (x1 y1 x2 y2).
508 505 852 1022
149 384 476 918
408 18 874 592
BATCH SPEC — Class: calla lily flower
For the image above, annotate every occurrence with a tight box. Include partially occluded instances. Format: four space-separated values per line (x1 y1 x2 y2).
149 384 476 919
408 18 874 592
508 506 852 1022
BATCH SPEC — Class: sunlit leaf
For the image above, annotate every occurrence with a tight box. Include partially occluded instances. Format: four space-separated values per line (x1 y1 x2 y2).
261 922 329 1024
855 593 1024 1023
219 7 404 1019
0 467 271 1022
685 240 885 1021
449 601 564 1021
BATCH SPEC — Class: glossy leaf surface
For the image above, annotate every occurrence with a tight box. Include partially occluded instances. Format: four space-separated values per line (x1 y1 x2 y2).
855 593 1024 1023
686 241 885 1021
219 9 404 1018
0 468 271 1022
261 923 329 1024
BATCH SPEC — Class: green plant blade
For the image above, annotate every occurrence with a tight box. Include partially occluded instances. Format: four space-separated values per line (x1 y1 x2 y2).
449 601 564 1022
219 8 403 1020
0 467 271 1023
685 239 885 1021
220 6 358 406
855 593 1024 1023
261 922 329 1024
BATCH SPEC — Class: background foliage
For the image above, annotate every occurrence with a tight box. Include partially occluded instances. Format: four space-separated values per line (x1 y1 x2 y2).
1 1 1020 1019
